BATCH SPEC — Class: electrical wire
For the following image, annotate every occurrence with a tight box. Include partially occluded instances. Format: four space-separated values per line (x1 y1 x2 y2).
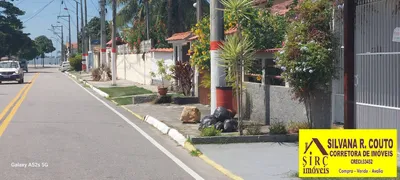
58 0 62 17
24 0 56 23
66 0 97 18
63 0 70 15
16 0 28 6
90 0 99 12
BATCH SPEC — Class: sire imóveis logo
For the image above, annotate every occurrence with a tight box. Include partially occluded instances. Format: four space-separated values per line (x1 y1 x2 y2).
302 138 330 174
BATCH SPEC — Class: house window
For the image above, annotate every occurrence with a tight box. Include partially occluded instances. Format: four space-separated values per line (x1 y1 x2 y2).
264 58 284 86
244 58 263 83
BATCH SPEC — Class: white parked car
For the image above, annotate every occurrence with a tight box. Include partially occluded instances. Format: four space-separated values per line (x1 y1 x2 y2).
0 61 24 84
59 61 70 72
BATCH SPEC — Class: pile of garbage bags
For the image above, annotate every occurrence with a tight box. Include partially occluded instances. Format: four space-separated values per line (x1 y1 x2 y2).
198 106 238 132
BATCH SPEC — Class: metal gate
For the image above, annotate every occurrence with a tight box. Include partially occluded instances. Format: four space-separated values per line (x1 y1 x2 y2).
332 0 400 128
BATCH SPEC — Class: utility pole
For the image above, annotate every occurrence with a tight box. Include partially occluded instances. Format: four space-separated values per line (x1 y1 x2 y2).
196 0 202 22
84 0 89 70
111 0 117 85
80 0 86 71
99 0 106 66
145 0 149 40
343 0 356 129
75 0 80 53
58 15 71 59
87 36 91 72
51 25 64 63
210 0 225 113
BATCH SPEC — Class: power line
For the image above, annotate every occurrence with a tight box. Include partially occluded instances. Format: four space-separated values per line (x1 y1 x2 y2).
90 0 99 12
65 0 96 18
58 0 62 17
16 0 28 6
24 0 56 23
63 0 70 16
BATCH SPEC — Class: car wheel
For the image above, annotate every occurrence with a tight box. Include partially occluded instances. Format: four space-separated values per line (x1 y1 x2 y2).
18 79 24 84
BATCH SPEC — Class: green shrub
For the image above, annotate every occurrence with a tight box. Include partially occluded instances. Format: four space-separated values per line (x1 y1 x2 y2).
69 54 82 71
200 126 222 137
287 120 311 133
245 121 262 135
269 121 287 135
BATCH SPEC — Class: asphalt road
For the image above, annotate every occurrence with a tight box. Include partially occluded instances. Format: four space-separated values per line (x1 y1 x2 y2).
0 67 229 180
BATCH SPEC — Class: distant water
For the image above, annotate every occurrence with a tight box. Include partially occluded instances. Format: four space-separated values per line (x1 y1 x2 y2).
27 58 62 65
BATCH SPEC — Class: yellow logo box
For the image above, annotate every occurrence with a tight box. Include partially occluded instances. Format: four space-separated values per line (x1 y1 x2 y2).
299 129 397 178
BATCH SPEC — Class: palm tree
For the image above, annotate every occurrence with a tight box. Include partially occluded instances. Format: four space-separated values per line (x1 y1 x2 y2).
219 34 255 135
219 0 255 135
108 0 142 28
111 0 198 37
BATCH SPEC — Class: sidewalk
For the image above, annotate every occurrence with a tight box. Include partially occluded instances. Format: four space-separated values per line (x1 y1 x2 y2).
70 71 158 92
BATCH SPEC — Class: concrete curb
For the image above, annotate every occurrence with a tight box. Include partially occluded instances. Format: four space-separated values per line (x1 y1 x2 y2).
167 128 187 147
190 134 299 144
144 115 170 135
118 109 243 180
65 72 110 98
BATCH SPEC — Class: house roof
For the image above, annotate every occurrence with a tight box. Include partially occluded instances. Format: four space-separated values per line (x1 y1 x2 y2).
166 31 193 41
66 42 78 49
149 48 174 52
253 0 295 15
256 48 282 53
187 27 238 42
106 37 126 46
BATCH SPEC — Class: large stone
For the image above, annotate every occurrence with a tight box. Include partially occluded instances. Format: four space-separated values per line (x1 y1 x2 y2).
180 106 201 123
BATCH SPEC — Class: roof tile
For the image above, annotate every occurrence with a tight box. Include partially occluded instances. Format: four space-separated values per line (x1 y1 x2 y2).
149 48 174 52
166 31 193 41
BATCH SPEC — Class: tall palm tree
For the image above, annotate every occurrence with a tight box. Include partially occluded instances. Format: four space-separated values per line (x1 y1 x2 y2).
111 0 198 36
107 0 143 28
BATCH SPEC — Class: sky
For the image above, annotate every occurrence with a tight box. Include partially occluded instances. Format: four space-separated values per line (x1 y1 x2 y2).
12 0 113 53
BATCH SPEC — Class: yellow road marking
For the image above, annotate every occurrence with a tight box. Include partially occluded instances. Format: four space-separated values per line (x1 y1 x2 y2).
121 105 144 120
183 141 243 180
0 73 38 122
0 73 39 137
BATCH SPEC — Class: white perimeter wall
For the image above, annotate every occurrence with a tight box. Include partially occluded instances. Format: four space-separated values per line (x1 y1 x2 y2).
116 51 174 86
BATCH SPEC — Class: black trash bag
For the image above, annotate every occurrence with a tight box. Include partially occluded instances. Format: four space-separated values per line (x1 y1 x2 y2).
198 115 217 130
223 119 238 132
213 106 233 122
214 121 224 131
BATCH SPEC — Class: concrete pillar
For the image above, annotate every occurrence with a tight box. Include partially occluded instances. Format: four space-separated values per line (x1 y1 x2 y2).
210 0 225 113
262 59 266 85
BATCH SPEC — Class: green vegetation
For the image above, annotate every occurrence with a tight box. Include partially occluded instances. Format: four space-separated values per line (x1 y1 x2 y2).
98 86 152 98
269 121 287 135
68 54 82 71
200 126 222 137
113 97 132 105
190 149 202 157
245 121 263 135
0 1 42 59
275 0 338 128
34 35 55 63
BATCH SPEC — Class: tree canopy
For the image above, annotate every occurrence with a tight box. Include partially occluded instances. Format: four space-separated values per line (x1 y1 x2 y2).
0 0 39 59
116 0 206 50
35 36 56 58
86 17 112 41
